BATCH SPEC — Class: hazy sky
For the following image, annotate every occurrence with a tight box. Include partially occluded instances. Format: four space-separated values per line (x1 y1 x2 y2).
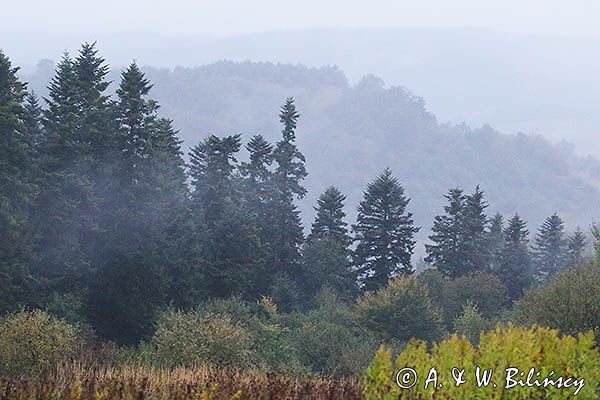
4 0 600 38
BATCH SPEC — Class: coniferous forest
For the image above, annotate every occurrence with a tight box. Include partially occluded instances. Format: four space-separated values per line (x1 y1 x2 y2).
2 44 600 399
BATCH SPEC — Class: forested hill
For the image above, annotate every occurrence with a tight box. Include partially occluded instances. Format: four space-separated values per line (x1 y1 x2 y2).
24 60 600 234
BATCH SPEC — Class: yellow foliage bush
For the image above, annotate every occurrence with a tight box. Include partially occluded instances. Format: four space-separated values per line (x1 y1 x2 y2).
363 324 600 399
0 309 81 377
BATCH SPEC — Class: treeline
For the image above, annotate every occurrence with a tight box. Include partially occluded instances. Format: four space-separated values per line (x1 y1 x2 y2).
0 44 595 350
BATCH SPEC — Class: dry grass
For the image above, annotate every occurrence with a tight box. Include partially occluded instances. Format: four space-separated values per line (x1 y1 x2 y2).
0 364 363 400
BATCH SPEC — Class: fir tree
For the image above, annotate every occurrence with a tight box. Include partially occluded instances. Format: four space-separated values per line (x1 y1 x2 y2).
462 186 490 271
88 63 188 343
565 227 587 267
22 92 44 148
270 98 307 278
190 134 242 220
425 187 491 277
273 98 307 199
497 214 533 301
487 213 505 272
534 213 566 279
308 186 351 247
240 134 273 185
33 47 112 310
0 51 35 313
353 168 419 291
189 134 265 300
425 188 466 277
301 187 356 301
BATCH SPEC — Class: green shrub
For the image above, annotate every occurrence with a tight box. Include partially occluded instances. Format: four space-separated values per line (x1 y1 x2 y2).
514 260 600 336
150 308 253 368
0 309 81 377
420 270 507 328
364 324 600 399
453 300 490 344
355 276 444 343
284 288 378 376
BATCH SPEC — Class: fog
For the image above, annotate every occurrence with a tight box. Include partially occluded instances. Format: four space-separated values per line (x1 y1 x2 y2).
4 1 600 156
4 0 600 37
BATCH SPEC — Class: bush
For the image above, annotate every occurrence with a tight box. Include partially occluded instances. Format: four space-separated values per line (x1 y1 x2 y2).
514 260 600 336
419 270 507 328
452 301 490 344
355 276 444 343
0 309 81 377
363 324 600 399
150 308 253 368
284 288 378 376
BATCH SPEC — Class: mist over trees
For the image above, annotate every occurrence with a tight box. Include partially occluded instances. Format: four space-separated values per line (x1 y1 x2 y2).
22 57 600 242
2 44 600 383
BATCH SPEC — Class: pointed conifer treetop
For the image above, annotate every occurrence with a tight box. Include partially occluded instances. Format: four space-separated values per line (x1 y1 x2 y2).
353 168 419 291
308 186 350 246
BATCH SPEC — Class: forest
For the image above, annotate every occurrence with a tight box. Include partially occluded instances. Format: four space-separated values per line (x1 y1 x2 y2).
2 44 600 399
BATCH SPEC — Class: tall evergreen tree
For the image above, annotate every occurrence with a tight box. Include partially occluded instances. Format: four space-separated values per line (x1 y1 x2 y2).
0 51 35 313
301 187 356 301
425 188 466 277
497 214 533 301
88 62 188 343
270 98 307 278
189 134 265 300
22 92 44 148
425 187 490 277
240 134 273 185
239 135 275 295
565 227 587 267
487 213 505 272
353 169 419 291
33 47 113 313
308 186 351 246
534 213 566 279
462 186 490 270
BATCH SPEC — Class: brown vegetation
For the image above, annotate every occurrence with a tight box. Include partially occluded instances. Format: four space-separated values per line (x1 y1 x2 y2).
0 364 363 400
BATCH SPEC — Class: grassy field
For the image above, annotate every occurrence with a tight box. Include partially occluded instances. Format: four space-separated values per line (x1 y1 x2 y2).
0 365 363 400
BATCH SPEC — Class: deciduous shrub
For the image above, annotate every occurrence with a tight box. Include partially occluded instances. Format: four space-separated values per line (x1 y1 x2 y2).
285 288 378 376
453 301 490 345
363 324 600 399
355 276 444 343
514 260 600 336
150 308 253 368
419 270 507 328
0 309 81 377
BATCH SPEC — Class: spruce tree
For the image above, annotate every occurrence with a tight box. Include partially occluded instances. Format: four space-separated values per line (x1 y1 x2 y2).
565 227 586 267
240 134 273 185
33 47 112 313
189 134 265 300
534 213 566 279
0 51 35 313
353 169 419 291
308 186 351 246
462 186 490 271
497 214 533 301
239 135 275 295
88 62 187 343
22 92 44 148
425 188 466 277
270 98 307 278
302 187 356 301
487 213 505 272
426 187 491 277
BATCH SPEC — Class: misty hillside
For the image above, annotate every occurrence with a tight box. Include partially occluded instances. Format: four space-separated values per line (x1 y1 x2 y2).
23 60 600 237
12 27 600 156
